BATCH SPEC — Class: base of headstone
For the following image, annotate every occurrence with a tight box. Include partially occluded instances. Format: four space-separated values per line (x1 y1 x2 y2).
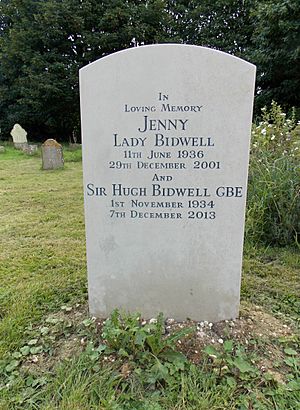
41 139 64 170
14 142 29 150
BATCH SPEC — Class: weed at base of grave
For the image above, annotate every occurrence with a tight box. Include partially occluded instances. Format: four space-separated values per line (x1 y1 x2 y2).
0 306 299 410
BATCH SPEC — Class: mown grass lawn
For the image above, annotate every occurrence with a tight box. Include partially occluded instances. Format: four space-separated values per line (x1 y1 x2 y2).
0 146 299 409
0 146 86 356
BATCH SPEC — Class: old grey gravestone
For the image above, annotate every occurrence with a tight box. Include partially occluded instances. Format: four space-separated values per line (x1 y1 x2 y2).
41 139 64 170
23 144 38 155
80 45 256 322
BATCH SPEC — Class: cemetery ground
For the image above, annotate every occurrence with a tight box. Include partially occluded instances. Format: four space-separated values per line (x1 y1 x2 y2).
0 145 299 409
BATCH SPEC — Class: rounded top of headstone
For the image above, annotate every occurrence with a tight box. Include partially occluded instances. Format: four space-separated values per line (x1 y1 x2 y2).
80 44 256 74
42 139 62 147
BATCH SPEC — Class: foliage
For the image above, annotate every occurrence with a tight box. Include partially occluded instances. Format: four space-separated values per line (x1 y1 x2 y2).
0 0 172 141
1 0 298 141
203 340 300 410
164 0 253 55
246 101 300 246
249 0 300 115
100 310 192 386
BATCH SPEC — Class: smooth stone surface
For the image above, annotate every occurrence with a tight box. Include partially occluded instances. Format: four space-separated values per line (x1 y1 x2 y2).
80 45 256 322
41 139 64 170
10 124 28 144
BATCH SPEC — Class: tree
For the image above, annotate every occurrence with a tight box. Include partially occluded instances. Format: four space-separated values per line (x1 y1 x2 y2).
0 0 172 141
0 0 80 140
248 0 300 114
164 0 253 55
0 0 298 141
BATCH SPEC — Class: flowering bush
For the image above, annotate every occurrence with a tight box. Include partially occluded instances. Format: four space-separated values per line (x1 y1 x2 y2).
251 101 300 159
246 102 300 246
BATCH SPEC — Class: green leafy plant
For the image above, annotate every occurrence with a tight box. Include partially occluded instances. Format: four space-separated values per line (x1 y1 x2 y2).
204 340 259 386
99 310 193 385
246 101 300 246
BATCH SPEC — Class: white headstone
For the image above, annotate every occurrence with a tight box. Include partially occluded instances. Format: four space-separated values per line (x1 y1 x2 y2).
10 124 28 144
80 45 256 322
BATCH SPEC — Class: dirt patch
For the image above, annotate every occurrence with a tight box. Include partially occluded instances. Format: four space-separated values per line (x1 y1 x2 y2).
21 305 89 373
21 338 80 375
164 302 294 369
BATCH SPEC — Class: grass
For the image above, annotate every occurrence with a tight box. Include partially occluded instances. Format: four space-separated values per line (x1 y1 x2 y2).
0 145 86 355
0 146 299 409
242 244 300 328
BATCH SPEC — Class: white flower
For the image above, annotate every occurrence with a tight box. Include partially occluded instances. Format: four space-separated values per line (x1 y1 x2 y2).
261 128 266 135
271 135 275 140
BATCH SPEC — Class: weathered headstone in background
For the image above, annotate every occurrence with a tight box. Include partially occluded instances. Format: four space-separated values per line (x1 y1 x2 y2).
0 146 5 153
23 144 38 155
10 123 28 150
69 143 81 151
80 45 256 322
41 139 64 170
